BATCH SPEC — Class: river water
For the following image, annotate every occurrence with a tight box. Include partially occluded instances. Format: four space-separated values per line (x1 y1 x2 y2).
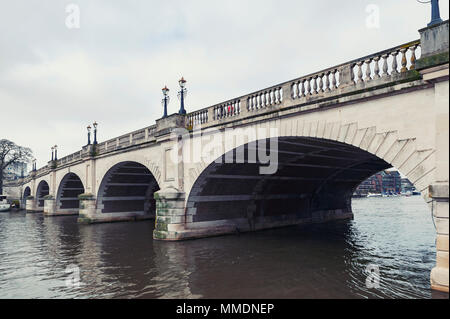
0 196 447 299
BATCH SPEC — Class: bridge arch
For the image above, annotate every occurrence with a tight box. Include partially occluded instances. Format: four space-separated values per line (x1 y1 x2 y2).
56 173 85 215
22 186 31 207
96 161 160 218
185 122 436 228
36 180 50 209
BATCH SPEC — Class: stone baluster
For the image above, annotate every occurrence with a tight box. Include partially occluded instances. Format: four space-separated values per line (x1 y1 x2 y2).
350 64 355 84
410 45 418 70
324 72 330 92
331 70 337 89
357 62 364 83
312 76 318 94
318 74 324 93
400 48 408 72
306 78 311 95
373 56 381 79
382 54 389 78
300 79 305 97
365 59 372 81
391 51 399 75
291 83 297 99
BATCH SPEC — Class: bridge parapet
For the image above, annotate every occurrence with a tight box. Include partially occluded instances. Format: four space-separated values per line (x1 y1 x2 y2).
16 28 449 186
186 40 422 129
95 124 157 156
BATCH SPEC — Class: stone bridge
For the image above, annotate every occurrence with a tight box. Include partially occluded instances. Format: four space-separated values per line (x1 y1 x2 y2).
4 21 449 292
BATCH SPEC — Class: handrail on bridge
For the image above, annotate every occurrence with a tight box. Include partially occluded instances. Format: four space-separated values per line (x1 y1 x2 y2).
24 39 421 179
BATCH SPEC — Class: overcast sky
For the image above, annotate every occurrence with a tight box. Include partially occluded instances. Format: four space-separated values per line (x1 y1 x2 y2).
1 0 448 169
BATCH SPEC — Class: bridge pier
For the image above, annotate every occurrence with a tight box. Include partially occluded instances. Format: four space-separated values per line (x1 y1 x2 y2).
25 198 41 213
43 196 79 216
77 193 154 224
430 184 449 293
43 196 56 216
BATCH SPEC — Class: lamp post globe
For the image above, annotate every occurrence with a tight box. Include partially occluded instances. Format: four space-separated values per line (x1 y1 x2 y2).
93 122 98 145
178 77 187 115
87 125 92 145
162 86 170 118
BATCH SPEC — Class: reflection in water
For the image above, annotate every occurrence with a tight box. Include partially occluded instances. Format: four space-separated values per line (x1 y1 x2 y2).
0 196 447 299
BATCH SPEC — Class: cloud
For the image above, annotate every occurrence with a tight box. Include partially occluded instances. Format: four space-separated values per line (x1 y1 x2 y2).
0 0 448 168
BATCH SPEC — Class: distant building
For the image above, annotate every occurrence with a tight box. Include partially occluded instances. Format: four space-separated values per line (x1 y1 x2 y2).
382 170 402 194
354 170 404 196
4 162 28 181
401 178 416 193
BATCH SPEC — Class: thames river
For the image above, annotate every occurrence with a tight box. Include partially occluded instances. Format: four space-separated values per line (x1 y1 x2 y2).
0 196 447 299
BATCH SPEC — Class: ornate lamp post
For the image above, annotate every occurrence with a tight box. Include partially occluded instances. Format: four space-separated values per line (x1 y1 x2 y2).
93 121 98 145
87 125 92 145
51 146 54 161
54 145 58 161
32 158 36 171
429 0 443 26
178 77 187 115
162 86 170 118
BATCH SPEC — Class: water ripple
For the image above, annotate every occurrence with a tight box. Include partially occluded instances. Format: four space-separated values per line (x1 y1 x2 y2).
0 197 445 299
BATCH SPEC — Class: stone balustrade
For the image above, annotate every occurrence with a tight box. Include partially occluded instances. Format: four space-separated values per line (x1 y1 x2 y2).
17 40 421 178
186 39 421 129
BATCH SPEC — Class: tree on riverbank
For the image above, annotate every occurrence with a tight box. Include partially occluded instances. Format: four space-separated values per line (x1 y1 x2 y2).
0 139 33 194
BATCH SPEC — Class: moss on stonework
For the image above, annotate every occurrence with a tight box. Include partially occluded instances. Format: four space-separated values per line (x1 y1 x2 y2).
153 230 168 240
78 193 95 200
43 195 54 200
416 52 449 70
156 201 170 214
155 220 168 231
78 217 93 224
